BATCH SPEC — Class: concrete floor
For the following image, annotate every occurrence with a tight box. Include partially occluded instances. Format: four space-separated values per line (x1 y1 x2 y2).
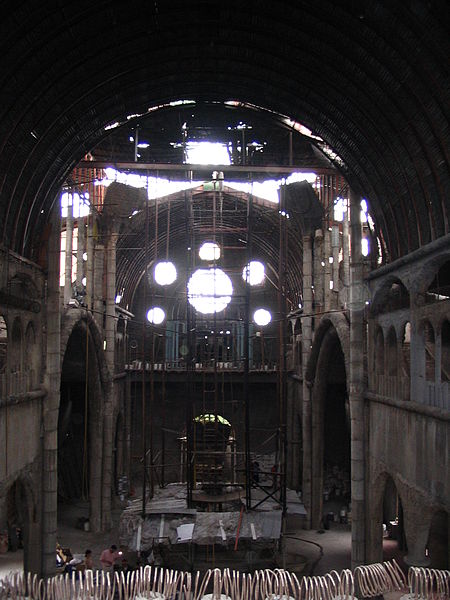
0 497 406 582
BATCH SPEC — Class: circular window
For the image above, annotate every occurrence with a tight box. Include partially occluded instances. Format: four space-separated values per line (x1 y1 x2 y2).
188 268 232 314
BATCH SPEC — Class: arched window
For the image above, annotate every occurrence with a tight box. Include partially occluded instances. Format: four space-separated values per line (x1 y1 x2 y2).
375 327 384 374
441 320 450 383
371 279 410 316
423 321 435 382
425 260 450 304
401 322 411 377
10 318 22 374
386 327 397 377
0 316 7 375
25 322 37 388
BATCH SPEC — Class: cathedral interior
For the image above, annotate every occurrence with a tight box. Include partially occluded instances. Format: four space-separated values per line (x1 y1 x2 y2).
0 0 448 591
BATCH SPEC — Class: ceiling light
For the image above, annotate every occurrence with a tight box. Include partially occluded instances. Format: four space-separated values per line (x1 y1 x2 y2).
154 261 177 285
147 307 165 325
188 268 232 314
199 242 220 261
242 261 265 285
254 309 272 326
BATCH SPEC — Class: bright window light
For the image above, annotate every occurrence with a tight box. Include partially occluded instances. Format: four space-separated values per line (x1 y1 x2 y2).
154 261 177 285
254 308 272 326
185 142 230 165
147 307 166 325
188 268 232 314
243 261 265 285
334 197 347 221
362 238 370 256
61 192 90 218
199 242 220 261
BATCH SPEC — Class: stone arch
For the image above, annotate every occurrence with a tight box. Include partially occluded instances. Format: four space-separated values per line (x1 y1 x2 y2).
368 470 406 564
370 276 410 316
306 314 350 528
440 319 450 383
413 253 450 300
59 312 111 532
305 312 350 387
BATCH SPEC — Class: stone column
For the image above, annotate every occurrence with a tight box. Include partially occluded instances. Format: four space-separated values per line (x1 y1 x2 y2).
402 492 432 567
42 203 61 576
313 229 324 314
332 225 340 308
342 209 350 308
86 213 94 311
324 228 332 312
302 234 313 527
101 226 117 530
76 216 85 290
64 196 73 306
349 188 366 568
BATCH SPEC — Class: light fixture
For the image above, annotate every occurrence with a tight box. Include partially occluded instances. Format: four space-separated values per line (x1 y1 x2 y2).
154 261 177 285
242 261 265 285
187 268 232 314
253 308 272 326
147 307 166 325
199 241 220 261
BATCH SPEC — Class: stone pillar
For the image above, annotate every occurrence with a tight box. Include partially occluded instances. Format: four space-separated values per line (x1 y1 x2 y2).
101 227 117 530
64 196 73 306
349 188 366 568
342 209 350 308
86 214 94 311
42 203 61 576
403 496 432 567
76 216 85 289
89 362 103 533
313 229 324 314
331 225 340 308
324 228 332 312
302 234 313 527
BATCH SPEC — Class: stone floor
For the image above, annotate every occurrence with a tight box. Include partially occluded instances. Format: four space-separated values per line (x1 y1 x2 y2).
0 495 406 581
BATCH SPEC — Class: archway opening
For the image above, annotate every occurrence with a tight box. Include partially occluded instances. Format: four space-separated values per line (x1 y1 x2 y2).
321 331 350 528
426 510 449 569
0 316 7 392
382 476 406 563
5 481 30 574
59 326 89 503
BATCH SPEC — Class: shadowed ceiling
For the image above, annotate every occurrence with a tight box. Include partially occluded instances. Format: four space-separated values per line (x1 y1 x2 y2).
0 0 448 261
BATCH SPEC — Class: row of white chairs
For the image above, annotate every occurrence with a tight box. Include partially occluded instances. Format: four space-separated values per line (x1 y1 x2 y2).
0 560 448 600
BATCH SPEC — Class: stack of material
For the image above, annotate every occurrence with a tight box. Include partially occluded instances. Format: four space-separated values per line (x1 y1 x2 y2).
119 483 285 551
323 464 350 499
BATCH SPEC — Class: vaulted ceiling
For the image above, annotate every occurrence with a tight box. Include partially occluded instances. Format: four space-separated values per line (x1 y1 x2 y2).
0 1 448 261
